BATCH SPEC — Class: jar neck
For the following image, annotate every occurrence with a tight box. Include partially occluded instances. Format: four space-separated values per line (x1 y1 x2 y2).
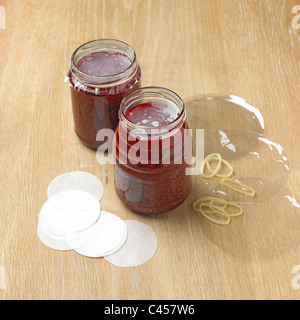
116 87 189 167
69 39 139 88
118 87 186 137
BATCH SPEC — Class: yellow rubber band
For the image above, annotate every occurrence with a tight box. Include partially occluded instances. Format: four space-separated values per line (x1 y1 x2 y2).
192 197 243 226
193 197 227 212
195 153 253 225
206 156 234 178
200 153 222 179
198 202 231 226
221 178 256 198
210 200 243 217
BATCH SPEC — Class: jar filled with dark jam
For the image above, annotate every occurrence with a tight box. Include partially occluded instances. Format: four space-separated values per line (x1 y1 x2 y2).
68 39 141 149
114 87 192 215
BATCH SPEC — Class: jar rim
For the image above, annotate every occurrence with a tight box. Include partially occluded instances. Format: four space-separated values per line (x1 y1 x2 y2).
119 86 186 131
70 39 138 86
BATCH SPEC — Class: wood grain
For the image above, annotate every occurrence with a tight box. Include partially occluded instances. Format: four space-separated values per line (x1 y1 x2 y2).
0 0 299 300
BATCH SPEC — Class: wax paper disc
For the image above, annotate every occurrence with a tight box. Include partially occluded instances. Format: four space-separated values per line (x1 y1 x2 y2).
104 220 158 267
41 190 101 234
74 211 127 257
47 171 104 201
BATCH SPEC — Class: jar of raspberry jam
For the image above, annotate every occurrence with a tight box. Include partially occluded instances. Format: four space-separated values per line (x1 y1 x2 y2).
114 87 192 215
68 39 141 149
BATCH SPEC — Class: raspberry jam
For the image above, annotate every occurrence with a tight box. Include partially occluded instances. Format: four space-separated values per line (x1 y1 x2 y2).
68 39 141 149
114 87 192 215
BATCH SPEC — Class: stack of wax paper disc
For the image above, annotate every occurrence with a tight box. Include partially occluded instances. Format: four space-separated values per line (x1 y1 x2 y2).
37 171 158 266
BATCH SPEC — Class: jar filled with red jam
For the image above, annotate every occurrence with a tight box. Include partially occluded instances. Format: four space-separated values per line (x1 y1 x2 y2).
68 39 141 149
114 87 192 215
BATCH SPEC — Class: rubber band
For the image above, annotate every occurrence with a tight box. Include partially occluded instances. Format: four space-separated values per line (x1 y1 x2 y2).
197 202 215 214
193 197 227 212
200 153 222 179
221 178 256 198
210 200 243 217
206 156 234 178
194 153 255 225
192 197 243 226
197 202 231 226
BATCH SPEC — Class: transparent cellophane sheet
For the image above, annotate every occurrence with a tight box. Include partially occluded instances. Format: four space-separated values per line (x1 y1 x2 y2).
184 94 300 258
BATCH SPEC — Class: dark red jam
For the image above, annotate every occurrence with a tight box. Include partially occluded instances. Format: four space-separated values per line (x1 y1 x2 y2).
69 40 141 149
77 52 132 77
114 88 192 215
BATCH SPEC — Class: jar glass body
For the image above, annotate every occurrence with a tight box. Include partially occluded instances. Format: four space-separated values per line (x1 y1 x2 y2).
114 87 192 215
68 39 141 149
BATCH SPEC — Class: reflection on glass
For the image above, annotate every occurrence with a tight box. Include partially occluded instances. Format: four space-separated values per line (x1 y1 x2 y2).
185 94 265 134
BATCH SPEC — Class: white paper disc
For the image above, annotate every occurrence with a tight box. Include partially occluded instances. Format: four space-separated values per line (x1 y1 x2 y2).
41 190 101 234
104 220 158 267
64 222 99 249
38 214 99 251
47 171 104 201
37 224 72 251
74 211 127 257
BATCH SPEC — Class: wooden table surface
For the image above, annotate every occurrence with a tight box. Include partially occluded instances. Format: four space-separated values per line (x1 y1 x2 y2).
0 0 300 300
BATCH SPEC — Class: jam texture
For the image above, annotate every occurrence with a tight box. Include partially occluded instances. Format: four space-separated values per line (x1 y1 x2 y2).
69 52 141 149
114 101 192 215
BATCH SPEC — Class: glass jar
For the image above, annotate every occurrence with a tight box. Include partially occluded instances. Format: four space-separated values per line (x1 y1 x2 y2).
114 87 192 215
68 39 141 149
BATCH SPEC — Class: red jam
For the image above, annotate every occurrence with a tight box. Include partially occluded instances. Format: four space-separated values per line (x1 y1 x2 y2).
77 52 132 77
69 40 141 149
114 87 192 215
125 102 179 126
